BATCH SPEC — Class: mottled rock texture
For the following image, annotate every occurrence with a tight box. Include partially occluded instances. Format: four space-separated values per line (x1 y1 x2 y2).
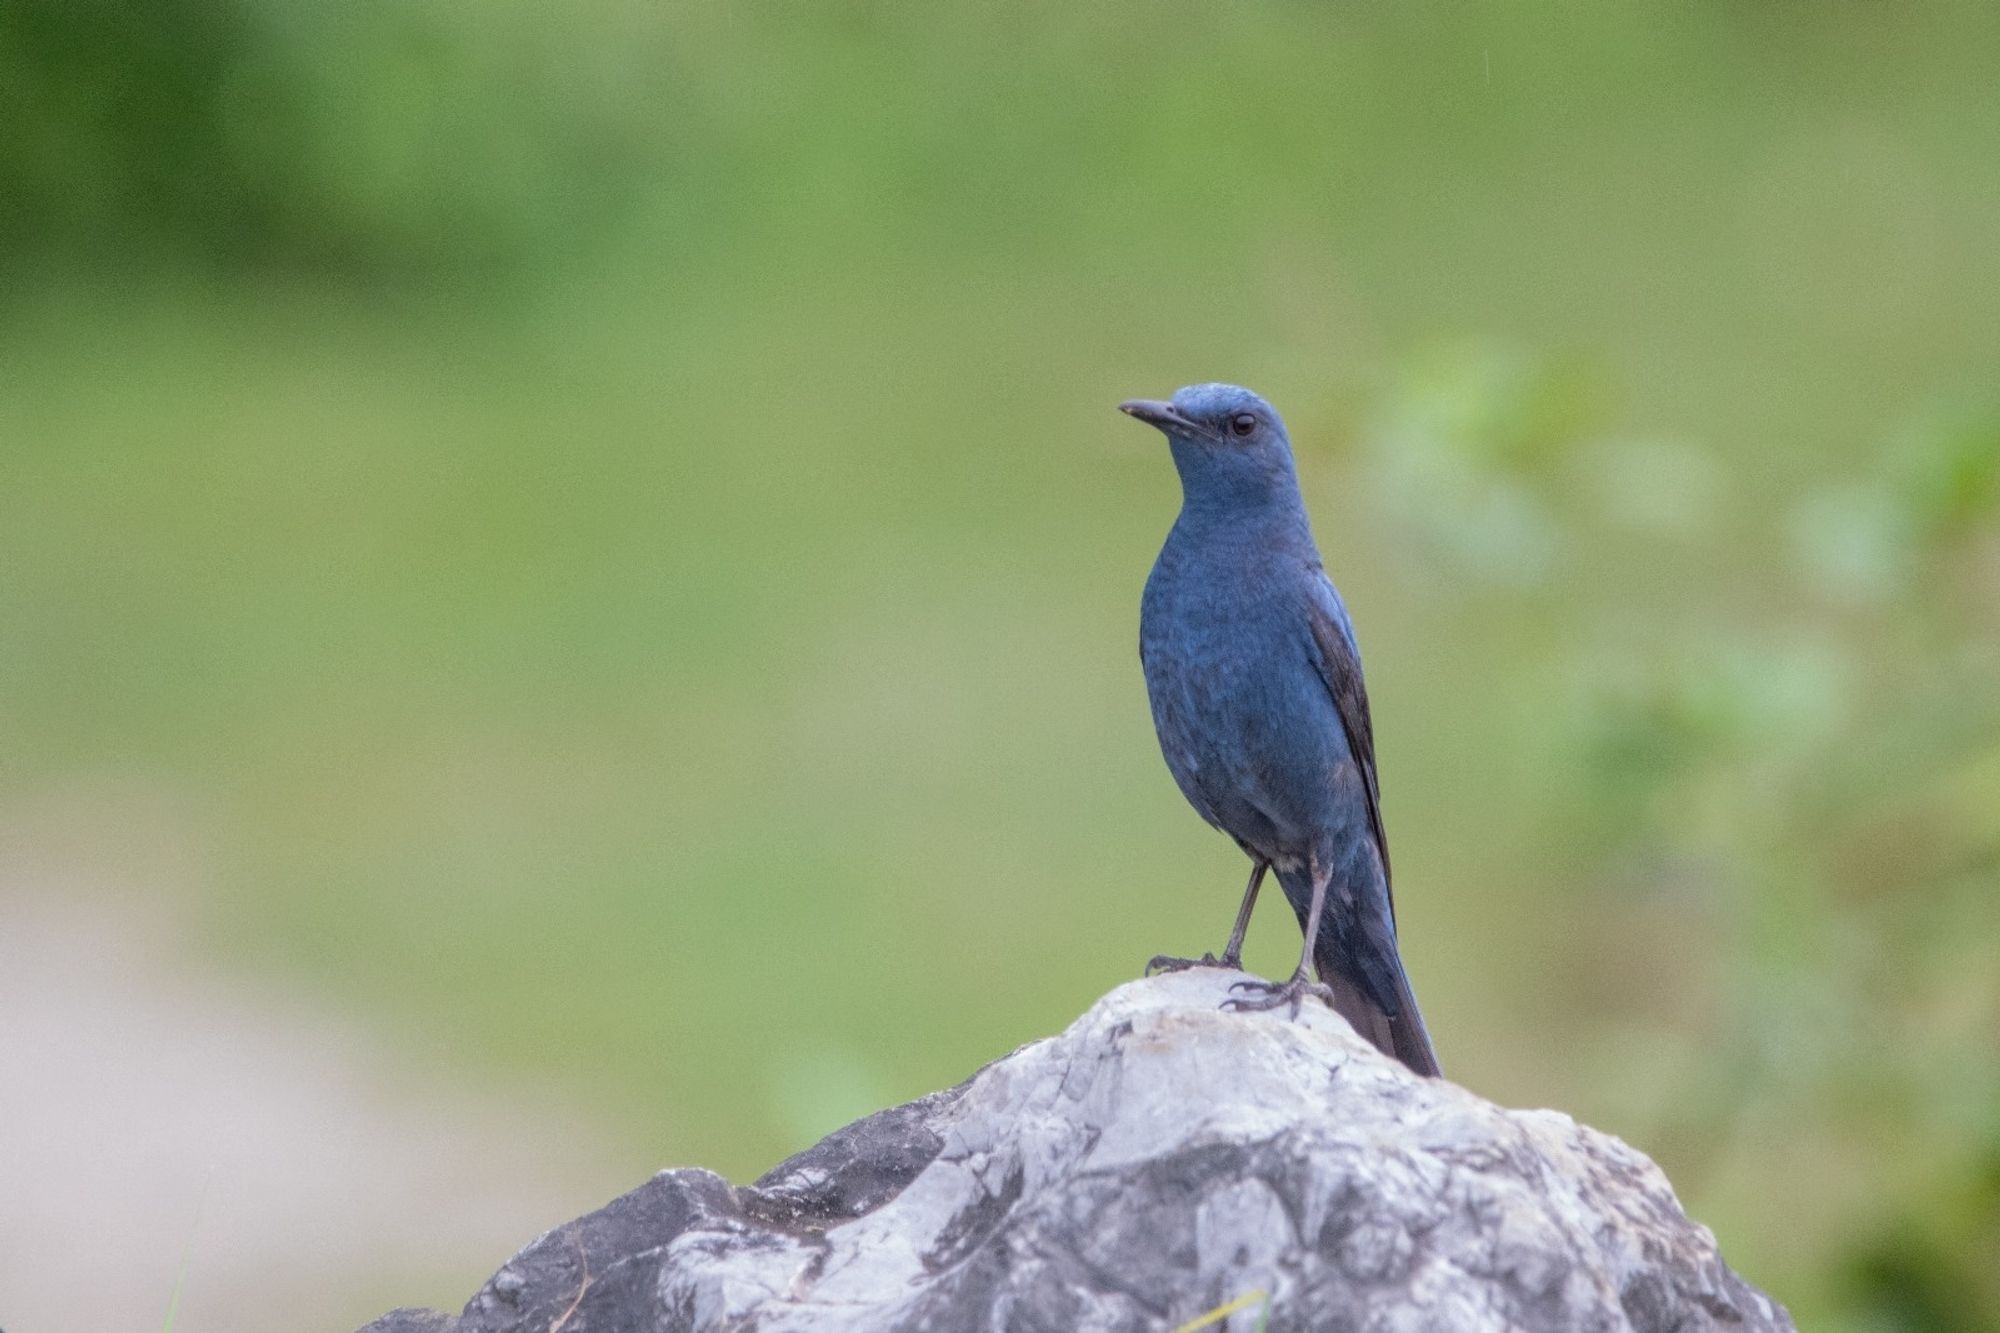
361 971 1792 1333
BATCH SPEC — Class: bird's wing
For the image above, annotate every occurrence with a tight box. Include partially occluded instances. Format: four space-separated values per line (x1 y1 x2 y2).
1302 569 1393 914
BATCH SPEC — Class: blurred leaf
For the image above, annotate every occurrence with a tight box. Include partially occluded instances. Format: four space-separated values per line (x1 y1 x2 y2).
1898 408 2000 548
1360 341 1612 585
1840 1144 2000 1333
1790 483 1914 603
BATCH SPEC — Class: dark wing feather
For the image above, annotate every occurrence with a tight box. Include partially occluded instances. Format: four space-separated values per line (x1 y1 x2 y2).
1303 574 1393 918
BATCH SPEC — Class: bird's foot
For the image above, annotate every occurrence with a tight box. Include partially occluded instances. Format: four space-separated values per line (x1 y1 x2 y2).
1222 970 1336 1019
1144 950 1243 977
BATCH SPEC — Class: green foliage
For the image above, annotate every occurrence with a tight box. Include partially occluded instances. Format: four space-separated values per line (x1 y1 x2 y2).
1841 1144 2000 1333
0 0 653 273
0 0 267 257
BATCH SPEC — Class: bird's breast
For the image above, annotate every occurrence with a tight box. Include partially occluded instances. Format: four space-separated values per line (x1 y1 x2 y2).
1140 536 1354 849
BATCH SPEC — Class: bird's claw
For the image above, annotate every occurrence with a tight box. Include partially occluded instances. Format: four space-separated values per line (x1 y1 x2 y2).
1144 951 1242 977
1221 973 1336 1019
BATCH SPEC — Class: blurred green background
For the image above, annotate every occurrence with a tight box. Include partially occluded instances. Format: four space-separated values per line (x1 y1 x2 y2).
3 1 1997 1329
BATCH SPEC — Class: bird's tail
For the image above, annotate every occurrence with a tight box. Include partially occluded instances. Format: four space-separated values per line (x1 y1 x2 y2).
1276 864 1443 1077
1317 956 1441 1078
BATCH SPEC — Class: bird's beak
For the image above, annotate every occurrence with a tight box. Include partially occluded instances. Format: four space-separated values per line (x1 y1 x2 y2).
1119 399 1198 435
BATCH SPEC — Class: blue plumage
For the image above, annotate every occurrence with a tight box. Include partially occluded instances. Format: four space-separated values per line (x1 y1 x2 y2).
1123 384 1441 1076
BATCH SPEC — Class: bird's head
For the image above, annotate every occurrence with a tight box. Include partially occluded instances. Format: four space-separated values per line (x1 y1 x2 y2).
1119 383 1300 510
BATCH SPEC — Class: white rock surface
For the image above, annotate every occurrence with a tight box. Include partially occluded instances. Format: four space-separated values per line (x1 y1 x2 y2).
365 970 1793 1333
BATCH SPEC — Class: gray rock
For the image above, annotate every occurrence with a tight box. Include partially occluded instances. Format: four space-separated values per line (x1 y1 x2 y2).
359 971 1792 1333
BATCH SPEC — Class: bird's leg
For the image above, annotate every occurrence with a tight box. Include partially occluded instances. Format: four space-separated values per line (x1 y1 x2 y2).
1146 860 1268 976
1216 859 1266 969
1223 856 1337 1018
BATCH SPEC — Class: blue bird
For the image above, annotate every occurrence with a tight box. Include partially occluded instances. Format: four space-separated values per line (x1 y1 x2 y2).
1121 384 1441 1077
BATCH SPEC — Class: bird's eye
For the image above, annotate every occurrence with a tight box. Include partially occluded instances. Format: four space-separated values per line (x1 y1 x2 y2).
1229 413 1257 437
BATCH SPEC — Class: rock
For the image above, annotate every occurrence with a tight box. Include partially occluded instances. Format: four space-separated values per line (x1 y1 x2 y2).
358 971 1793 1333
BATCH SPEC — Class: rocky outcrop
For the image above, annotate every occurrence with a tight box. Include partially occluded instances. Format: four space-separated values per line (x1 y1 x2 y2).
361 970 1792 1332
